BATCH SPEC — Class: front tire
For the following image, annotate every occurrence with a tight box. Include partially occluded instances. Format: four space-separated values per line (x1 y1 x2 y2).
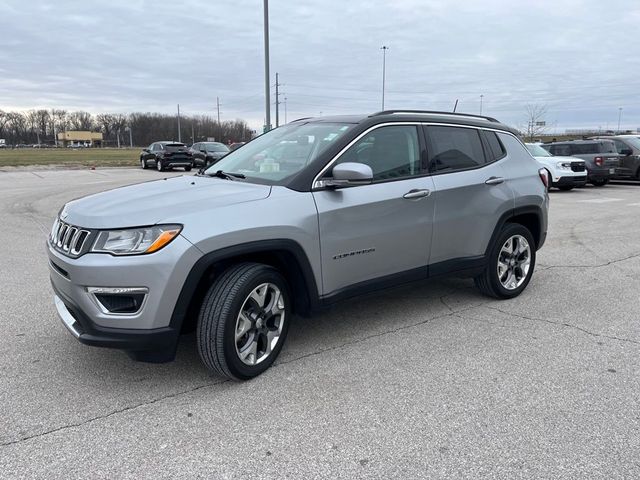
590 178 608 187
558 185 574 191
197 263 291 380
474 223 536 299
185 166 192 172
140 157 148 169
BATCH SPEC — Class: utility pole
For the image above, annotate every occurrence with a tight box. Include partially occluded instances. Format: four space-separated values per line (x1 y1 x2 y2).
275 72 283 127
191 123 195 144
216 97 221 124
617 107 623 133
480 94 484 115
125 126 133 147
381 45 389 110
284 96 288 124
177 104 181 142
52 108 57 147
263 0 271 132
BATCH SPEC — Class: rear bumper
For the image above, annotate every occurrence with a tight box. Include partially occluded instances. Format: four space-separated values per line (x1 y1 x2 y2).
587 167 613 181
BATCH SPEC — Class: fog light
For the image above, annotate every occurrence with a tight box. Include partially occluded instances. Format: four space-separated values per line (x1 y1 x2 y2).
87 287 148 314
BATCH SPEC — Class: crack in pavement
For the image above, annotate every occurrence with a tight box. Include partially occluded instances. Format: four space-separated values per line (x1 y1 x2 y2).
1 304 483 449
537 252 640 270
482 305 640 346
0 379 229 448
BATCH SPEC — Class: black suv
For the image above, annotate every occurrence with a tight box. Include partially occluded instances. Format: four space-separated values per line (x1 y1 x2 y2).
541 140 621 186
189 142 230 168
591 136 640 180
140 142 193 172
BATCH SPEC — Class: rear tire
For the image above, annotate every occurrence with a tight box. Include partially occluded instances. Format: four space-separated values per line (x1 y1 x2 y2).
475 223 536 299
156 159 164 172
197 263 291 380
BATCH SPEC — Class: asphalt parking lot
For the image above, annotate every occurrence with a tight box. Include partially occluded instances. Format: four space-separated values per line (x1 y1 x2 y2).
1 168 639 479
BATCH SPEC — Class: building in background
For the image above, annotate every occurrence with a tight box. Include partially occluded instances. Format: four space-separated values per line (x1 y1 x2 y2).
57 131 103 147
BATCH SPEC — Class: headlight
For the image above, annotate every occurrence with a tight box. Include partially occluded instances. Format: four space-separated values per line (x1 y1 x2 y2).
91 224 182 255
556 162 572 169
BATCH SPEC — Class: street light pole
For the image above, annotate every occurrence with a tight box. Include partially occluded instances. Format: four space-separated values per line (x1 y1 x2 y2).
381 46 389 110
617 107 623 133
480 94 484 115
263 0 271 132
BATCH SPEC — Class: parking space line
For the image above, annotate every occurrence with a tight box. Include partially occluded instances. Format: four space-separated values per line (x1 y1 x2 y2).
577 198 622 204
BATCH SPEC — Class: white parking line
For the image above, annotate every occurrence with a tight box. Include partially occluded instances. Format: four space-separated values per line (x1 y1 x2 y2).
577 198 623 204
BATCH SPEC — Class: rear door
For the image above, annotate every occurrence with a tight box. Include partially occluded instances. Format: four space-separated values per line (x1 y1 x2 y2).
425 125 514 268
312 124 435 296
612 139 636 177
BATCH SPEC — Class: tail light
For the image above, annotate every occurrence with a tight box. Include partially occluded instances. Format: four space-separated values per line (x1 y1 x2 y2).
538 168 549 188
594 156 604 166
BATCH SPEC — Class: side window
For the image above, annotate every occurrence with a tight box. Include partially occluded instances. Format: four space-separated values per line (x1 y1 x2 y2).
613 140 625 153
426 126 486 173
333 125 421 181
192 143 199 150
483 131 506 161
550 144 570 156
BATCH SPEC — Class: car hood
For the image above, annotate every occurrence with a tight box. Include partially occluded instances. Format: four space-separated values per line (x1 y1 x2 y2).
61 175 271 229
534 155 585 163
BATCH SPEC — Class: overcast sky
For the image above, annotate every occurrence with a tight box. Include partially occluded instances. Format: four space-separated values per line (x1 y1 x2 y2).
1 0 638 132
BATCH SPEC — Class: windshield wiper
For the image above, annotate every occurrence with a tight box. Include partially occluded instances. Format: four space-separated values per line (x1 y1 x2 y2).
201 170 246 180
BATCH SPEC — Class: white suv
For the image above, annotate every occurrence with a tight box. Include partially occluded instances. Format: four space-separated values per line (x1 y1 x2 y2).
526 143 587 190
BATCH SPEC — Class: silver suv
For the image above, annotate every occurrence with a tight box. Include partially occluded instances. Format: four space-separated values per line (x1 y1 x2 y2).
48 110 549 380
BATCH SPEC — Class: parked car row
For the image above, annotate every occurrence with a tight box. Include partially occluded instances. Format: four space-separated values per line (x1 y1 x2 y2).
140 141 232 171
526 136 640 191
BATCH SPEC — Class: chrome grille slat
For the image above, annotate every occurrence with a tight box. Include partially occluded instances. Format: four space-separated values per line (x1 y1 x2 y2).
52 219 91 257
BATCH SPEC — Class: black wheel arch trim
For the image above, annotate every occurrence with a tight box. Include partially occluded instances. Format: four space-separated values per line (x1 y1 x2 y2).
486 205 546 256
169 239 320 332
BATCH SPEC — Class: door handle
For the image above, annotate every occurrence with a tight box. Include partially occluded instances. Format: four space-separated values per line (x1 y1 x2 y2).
403 189 431 199
485 176 505 185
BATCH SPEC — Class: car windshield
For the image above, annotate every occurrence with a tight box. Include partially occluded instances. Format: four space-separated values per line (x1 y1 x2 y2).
526 144 552 157
204 122 354 183
205 143 229 152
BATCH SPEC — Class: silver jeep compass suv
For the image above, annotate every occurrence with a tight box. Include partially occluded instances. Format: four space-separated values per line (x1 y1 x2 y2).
48 110 549 380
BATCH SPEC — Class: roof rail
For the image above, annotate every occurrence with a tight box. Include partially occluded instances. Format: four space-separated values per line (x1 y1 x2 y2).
290 116 313 123
369 110 500 123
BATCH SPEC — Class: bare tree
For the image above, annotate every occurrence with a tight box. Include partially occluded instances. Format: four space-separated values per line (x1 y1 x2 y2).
523 104 548 141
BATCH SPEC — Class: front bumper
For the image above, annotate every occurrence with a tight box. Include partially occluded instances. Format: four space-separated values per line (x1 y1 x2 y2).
553 175 587 187
53 287 178 354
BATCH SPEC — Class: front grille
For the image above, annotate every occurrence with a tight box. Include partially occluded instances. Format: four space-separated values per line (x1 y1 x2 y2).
51 219 91 257
571 162 586 172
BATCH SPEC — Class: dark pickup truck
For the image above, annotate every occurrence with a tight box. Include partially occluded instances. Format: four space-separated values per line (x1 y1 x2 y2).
541 140 621 186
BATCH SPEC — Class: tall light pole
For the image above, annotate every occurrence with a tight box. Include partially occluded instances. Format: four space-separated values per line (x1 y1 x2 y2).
381 46 389 110
480 94 484 115
617 107 623 133
284 96 288 124
263 0 271 132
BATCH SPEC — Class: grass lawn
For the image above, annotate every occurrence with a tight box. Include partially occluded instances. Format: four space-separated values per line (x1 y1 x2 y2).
0 148 139 168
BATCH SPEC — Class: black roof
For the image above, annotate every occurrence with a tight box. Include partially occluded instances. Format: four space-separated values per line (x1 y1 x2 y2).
290 110 517 134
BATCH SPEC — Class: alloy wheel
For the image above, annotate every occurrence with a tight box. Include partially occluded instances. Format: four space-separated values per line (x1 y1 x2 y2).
234 283 285 366
497 234 531 290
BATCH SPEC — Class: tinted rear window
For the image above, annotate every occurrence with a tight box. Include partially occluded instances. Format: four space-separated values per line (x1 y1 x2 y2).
426 126 486 172
568 142 616 154
484 131 506 160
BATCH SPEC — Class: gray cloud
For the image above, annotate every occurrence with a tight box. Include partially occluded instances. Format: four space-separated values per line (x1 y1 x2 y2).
0 0 638 132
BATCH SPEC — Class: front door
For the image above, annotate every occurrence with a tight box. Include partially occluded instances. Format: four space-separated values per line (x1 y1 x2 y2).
312 124 435 296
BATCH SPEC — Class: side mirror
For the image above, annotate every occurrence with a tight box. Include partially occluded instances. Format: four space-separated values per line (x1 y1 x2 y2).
142 148 149 152
324 162 373 188
621 148 633 156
